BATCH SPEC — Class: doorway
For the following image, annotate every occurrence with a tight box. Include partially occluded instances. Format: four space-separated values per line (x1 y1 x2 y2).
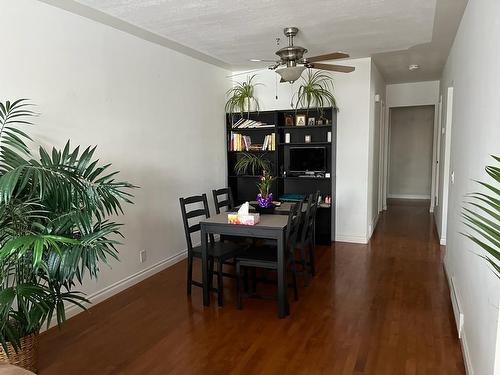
387 105 435 201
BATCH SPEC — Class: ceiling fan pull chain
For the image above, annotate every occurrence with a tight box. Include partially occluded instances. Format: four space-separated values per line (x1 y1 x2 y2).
276 77 279 100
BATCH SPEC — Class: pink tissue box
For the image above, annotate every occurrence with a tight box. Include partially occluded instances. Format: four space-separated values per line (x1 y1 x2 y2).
227 213 260 225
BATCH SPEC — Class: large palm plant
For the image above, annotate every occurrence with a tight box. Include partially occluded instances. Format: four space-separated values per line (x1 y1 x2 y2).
0 99 134 353
462 155 500 276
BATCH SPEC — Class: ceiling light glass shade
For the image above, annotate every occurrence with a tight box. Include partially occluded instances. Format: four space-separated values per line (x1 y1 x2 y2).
276 66 306 83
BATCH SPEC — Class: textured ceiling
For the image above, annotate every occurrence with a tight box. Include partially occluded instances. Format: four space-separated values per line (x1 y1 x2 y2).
71 0 466 82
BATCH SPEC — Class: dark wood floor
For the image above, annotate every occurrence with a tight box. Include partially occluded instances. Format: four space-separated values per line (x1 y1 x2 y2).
39 199 465 374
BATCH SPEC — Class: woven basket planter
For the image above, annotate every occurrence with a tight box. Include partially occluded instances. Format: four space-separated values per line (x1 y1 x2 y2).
0 334 38 373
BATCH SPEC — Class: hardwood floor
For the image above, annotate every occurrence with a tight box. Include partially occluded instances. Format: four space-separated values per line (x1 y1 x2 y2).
39 199 465 374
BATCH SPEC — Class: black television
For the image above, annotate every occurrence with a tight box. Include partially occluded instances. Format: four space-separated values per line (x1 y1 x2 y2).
289 147 327 173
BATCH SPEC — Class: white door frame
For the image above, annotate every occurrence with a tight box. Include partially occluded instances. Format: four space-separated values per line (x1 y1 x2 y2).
378 100 385 212
384 104 437 203
439 87 454 245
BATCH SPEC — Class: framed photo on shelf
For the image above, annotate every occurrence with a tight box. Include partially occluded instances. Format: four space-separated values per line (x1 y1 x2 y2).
307 117 315 126
305 135 311 143
285 114 294 126
296 114 306 126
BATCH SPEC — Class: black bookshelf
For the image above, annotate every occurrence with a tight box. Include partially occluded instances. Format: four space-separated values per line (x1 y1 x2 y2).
226 108 336 243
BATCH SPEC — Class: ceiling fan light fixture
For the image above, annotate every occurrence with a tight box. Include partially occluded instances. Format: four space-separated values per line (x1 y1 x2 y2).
276 66 305 83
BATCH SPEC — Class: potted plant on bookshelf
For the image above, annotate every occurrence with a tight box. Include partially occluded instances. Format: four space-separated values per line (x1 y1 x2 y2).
293 69 337 117
225 74 262 121
462 155 500 277
0 99 135 372
234 152 271 176
256 171 275 213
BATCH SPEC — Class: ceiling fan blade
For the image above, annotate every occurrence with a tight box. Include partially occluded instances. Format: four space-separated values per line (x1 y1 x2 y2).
307 52 350 63
310 63 355 73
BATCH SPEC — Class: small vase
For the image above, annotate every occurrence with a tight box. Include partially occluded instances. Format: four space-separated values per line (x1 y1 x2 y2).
257 193 273 208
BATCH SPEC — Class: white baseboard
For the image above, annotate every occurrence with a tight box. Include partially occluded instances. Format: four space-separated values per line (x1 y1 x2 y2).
335 234 368 244
440 236 447 246
444 260 473 375
387 193 431 200
45 248 188 330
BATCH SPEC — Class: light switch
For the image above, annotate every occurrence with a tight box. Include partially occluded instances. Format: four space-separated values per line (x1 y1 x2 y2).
451 171 455 184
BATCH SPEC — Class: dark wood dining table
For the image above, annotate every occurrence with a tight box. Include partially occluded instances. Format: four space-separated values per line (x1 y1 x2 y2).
199 213 290 318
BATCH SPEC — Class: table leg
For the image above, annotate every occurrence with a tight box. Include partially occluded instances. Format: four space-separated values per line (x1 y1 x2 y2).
201 226 210 306
277 230 289 318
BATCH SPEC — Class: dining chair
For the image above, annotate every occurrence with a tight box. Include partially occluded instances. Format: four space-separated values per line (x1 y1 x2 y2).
179 193 243 306
212 187 235 214
297 191 320 283
234 201 303 311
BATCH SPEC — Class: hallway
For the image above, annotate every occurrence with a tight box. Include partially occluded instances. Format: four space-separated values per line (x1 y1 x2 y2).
39 200 465 374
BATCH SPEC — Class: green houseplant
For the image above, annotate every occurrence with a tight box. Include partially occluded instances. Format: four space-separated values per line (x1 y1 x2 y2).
225 75 262 119
0 99 134 370
293 69 337 115
462 155 500 277
234 152 271 176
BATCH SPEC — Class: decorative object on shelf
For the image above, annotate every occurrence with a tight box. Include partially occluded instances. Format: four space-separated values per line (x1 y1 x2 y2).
256 171 275 211
462 155 500 278
293 70 338 116
317 119 323 125
285 114 294 126
225 74 262 119
285 133 291 143
305 135 311 143
296 114 306 126
327 131 332 142
308 117 315 126
0 99 135 371
234 152 271 176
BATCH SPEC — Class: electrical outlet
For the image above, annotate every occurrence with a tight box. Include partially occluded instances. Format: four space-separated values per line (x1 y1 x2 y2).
139 250 147 263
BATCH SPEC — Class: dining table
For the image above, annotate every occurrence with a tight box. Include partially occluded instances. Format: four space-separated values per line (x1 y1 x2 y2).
199 212 291 318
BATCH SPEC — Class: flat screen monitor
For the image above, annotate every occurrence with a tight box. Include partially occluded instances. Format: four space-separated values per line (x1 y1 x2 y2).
289 147 326 173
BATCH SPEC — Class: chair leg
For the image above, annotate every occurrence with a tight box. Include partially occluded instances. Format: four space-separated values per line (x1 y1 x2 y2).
300 243 309 287
309 238 316 276
291 260 299 301
187 255 193 295
217 260 224 307
236 262 243 310
208 257 214 291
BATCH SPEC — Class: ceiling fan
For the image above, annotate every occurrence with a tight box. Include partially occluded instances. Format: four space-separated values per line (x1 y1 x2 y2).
250 27 355 83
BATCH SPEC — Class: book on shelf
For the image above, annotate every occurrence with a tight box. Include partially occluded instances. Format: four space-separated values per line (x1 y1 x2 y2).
261 133 276 151
229 132 275 151
231 118 275 129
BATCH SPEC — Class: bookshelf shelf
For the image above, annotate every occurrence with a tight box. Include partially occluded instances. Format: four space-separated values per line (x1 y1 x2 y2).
279 142 332 146
277 124 332 129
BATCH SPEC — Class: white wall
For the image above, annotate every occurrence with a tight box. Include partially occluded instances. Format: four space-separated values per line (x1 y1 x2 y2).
368 62 386 237
386 81 440 108
1 0 228 313
233 57 374 243
388 106 434 199
440 0 500 374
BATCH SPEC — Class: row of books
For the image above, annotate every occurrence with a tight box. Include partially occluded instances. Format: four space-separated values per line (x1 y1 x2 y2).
231 118 275 129
229 132 276 151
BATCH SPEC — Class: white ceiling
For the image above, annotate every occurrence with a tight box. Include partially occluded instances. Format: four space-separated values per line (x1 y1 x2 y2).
69 0 466 83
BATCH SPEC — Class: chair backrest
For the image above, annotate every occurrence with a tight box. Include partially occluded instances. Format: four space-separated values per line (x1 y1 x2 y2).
300 194 314 243
179 194 211 252
285 201 303 255
212 187 235 214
